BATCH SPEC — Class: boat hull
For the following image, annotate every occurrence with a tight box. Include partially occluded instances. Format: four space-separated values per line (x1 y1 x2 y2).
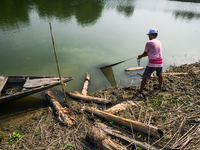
0 75 73 104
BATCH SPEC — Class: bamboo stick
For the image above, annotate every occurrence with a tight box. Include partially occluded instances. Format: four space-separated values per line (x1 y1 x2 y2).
49 22 67 101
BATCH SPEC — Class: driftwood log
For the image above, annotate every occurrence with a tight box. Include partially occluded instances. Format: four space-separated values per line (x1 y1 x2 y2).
95 122 162 150
162 72 188 76
125 67 145 71
83 106 162 138
66 72 111 104
45 91 76 127
66 91 111 104
105 100 143 114
81 72 90 95
87 126 127 150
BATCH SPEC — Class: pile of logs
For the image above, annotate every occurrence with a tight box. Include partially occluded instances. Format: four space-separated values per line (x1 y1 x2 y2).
45 72 169 149
88 123 163 150
83 106 162 139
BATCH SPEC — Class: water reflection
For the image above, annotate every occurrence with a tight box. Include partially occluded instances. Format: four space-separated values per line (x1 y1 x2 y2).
173 11 200 21
34 0 104 27
1 0 200 32
115 0 135 17
168 0 200 21
0 0 30 31
0 96 48 122
169 0 200 3
117 5 134 17
0 0 135 31
100 67 117 87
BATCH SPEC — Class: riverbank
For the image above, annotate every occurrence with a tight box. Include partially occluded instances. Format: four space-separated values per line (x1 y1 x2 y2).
0 62 200 149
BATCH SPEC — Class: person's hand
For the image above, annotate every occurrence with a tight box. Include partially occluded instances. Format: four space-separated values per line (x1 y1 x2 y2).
137 55 142 59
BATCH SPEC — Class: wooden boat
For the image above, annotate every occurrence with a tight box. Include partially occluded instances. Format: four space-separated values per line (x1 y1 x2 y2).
0 75 73 104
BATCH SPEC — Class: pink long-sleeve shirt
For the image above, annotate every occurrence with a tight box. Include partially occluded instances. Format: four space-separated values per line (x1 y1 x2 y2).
144 39 163 67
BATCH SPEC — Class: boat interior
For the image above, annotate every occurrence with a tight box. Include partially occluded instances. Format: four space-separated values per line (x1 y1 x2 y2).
0 76 26 96
0 76 62 96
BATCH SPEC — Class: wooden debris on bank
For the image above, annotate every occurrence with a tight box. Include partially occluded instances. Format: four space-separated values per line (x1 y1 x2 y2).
163 72 188 76
83 106 162 138
0 76 8 94
45 91 76 127
66 91 111 104
134 72 188 78
24 77 63 88
125 67 145 71
87 126 127 150
81 72 90 96
95 122 162 150
105 100 143 114
66 72 111 104
172 124 200 149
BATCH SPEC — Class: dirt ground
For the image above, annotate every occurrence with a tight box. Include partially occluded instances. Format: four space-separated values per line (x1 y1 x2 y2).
0 62 200 150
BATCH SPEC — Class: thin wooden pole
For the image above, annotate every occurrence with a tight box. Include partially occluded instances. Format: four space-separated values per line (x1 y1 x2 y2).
49 22 67 101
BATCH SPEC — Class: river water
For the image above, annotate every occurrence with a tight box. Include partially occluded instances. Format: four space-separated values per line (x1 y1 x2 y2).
0 0 200 117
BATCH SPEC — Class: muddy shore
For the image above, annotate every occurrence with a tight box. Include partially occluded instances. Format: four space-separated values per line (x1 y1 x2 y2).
0 62 200 150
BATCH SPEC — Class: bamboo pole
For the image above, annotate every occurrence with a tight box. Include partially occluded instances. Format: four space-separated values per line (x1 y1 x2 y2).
49 22 67 101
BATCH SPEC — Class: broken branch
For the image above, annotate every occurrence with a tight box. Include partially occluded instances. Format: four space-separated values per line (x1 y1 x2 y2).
45 91 76 127
81 72 90 96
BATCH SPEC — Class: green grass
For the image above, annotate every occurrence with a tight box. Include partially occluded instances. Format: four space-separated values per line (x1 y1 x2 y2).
10 132 22 144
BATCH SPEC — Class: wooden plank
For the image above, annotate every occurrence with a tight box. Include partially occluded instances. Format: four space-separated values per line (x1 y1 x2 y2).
23 78 60 88
0 76 8 93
